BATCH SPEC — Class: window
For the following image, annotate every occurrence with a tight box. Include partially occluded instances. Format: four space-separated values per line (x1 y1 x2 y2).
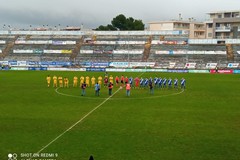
208 24 213 28
208 33 212 37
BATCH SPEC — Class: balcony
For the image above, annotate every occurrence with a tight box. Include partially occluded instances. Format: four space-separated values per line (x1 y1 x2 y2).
194 27 205 31
216 36 233 39
215 26 231 32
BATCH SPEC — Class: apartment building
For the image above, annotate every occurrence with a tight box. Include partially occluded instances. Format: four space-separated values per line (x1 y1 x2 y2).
148 20 206 39
206 10 240 39
148 10 240 39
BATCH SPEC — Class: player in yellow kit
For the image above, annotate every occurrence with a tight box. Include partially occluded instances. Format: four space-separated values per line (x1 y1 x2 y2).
98 76 103 86
85 76 90 87
53 75 58 88
46 75 51 87
58 76 63 88
109 75 114 84
91 76 96 87
64 77 69 88
80 76 84 87
73 76 78 87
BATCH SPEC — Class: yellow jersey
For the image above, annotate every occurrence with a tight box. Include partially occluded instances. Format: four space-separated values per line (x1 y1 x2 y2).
85 76 90 85
109 76 114 84
98 76 102 85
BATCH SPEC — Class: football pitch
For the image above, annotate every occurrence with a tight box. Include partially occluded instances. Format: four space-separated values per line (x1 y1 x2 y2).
1 71 240 160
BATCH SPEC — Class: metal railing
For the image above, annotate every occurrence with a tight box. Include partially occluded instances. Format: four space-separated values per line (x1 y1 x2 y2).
215 36 232 39
215 26 231 31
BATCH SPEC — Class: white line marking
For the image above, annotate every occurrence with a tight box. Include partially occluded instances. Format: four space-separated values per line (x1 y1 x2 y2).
34 87 122 155
55 87 185 100
34 72 147 156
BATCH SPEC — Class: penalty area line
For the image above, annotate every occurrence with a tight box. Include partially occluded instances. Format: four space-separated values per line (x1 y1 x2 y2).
34 87 122 156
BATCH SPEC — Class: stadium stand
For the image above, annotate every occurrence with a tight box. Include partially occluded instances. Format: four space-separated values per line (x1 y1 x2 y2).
0 30 240 69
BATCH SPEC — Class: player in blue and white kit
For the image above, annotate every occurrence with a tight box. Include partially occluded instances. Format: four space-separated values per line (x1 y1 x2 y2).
181 78 186 89
140 77 144 88
158 77 163 88
174 78 178 89
154 77 158 88
129 77 133 87
168 78 172 89
163 78 167 88
144 78 149 88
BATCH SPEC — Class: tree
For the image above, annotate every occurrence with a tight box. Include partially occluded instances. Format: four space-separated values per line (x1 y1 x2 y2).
111 14 128 30
95 14 144 31
95 24 116 31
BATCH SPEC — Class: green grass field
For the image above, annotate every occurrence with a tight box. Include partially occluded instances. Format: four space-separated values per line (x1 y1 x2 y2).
1 71 240 160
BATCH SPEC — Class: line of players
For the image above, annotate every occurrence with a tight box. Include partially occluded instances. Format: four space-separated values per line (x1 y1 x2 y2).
46 75 186 90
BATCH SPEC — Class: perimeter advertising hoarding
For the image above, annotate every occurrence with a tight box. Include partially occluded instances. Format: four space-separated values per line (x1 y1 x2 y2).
188 70 210 73
10 67 28 70
81 62 109 68
17 61 27 66
0 61 10 65
185 63 196 69
8 61 17 66
106 68 126 72
28 67 47 71
167 70 188 73
109 62 129 68
125 69 145 72
206 63 218 69
233 70 240 74
39 61 72 67
210 70 233 74
47 68 86 71
86 68 106 72
109 62 155 68
227 63 239 68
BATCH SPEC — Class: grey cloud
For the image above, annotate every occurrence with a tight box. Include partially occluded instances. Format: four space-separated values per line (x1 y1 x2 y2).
0 0 240 29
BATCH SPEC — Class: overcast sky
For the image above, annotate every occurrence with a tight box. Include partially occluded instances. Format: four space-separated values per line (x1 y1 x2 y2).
0 0 239 29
